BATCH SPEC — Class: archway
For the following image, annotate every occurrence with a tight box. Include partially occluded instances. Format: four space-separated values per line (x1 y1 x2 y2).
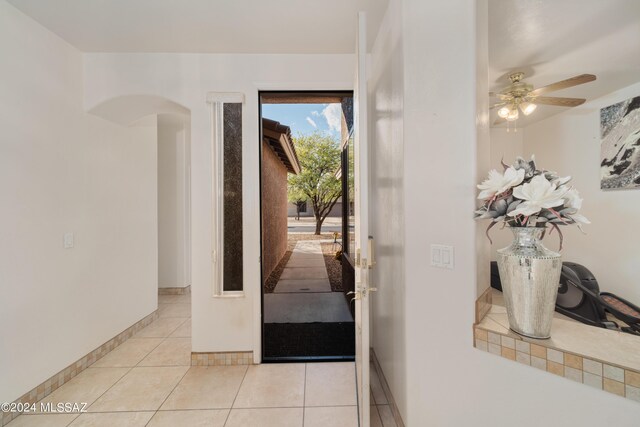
90 95 192 296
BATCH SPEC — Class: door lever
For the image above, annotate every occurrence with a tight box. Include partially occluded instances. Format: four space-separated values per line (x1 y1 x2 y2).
347 290 362 302
368 236 376 269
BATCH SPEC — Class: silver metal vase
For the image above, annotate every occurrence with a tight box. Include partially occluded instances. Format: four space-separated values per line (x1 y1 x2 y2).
497 227 562 339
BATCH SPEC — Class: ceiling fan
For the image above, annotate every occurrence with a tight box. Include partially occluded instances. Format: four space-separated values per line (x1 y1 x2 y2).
491 72 596 124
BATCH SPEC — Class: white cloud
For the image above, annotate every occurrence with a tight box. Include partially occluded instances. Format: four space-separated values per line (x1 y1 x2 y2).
322 103 342 133
311 110 320 117
306 117 317 128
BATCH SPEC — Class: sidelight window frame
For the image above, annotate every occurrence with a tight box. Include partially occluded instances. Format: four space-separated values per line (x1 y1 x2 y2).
207 92 245 297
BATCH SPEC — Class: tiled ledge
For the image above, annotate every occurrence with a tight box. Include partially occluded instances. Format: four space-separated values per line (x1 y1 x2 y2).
475 305 640 404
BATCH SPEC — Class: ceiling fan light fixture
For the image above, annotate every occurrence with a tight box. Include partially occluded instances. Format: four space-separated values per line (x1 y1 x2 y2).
520 101 537 116
506 108 519 121
497 106 511 118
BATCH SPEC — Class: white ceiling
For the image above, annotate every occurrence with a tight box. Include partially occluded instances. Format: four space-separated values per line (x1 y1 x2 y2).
489 0 640 127
7 0 387 54
8 0 640 127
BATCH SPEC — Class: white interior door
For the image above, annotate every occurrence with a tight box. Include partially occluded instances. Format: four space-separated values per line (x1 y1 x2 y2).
354 11 371 427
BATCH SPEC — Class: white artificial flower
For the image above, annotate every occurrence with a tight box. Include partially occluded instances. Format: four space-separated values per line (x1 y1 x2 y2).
508 175 568 217
563 187 583 210
477 167 525 200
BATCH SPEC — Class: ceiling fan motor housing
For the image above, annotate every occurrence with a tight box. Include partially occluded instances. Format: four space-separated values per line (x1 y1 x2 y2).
501 72 534 101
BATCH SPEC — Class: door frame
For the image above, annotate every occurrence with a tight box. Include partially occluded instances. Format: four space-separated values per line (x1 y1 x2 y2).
256 89 354 363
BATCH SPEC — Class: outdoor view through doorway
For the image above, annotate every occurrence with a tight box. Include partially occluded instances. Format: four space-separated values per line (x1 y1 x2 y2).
260 91 355 361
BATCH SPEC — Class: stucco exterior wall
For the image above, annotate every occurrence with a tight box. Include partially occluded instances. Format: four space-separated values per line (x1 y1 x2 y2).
261 141 289 280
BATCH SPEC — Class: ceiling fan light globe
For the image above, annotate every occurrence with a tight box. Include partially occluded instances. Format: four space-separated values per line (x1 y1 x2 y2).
497 106 510 118
506 109 519 121
520 102 537 116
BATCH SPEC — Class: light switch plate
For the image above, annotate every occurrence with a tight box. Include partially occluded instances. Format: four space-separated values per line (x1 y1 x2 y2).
431 244 454 269
63 232 74 249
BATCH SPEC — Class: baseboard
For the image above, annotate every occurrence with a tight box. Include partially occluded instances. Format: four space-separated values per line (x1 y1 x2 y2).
371 348 406 427
0 310 158 427
191 351 253 366
158 285 191 295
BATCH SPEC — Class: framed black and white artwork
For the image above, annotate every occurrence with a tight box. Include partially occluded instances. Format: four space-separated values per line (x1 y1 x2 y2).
600 96 640 190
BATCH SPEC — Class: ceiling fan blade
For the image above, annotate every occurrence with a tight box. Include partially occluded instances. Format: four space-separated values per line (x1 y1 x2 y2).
493 117 506 126
490 92 511 100
529 74 596 96
534 96 586 107
490 102 507 110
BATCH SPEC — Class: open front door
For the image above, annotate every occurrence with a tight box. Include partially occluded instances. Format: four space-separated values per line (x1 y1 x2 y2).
354 11 372 427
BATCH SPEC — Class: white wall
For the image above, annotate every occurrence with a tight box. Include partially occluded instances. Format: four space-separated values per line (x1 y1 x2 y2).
371 0 640 425
0 1 157 403
524 81 640 304
83 52 354 357
488 128 525 256
157 114 191 289
369 0 407 418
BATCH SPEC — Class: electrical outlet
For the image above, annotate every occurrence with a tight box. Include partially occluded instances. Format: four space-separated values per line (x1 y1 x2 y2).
431 244 454 269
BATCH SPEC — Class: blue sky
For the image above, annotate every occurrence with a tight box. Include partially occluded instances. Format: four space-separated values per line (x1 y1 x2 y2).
262 103 342 138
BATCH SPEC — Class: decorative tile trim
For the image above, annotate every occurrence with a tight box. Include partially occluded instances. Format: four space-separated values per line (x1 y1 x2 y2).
475 286 492 324
0 311 158 427
371 349 406 427
158 285 191 295
191 351 253 366
474 325 640 404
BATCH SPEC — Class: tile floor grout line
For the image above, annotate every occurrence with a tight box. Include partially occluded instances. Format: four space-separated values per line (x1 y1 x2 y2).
372 404 384 427
13 321 180 425
223 363 251 426
9 312 191 426
146 364 192 426
131 313 189 427
133 335 171 368
31 404 359 416
84 316 187 415
81 365 135 414
138 316 192 426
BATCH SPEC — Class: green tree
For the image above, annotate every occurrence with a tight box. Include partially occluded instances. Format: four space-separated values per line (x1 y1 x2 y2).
288 132 342 235
287 187 307 221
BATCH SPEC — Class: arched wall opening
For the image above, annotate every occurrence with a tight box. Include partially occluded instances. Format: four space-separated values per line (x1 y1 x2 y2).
90 95 192 294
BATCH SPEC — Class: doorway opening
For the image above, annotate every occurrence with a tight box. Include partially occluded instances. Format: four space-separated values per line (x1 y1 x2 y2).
259 91 355 361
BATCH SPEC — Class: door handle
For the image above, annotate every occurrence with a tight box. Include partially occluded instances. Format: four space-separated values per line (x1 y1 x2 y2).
368 236 376 269
347 290 362 303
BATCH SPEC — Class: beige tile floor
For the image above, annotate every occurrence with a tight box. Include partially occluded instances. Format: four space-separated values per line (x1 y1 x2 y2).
8 294 399 427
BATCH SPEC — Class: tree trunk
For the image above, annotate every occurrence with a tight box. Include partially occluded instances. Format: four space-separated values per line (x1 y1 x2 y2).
314 216 323 235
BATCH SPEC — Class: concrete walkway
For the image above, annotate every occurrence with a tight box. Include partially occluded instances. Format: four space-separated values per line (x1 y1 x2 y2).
264 240 352 323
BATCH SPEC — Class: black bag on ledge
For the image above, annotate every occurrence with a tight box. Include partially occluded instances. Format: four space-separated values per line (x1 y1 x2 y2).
489 261 640 336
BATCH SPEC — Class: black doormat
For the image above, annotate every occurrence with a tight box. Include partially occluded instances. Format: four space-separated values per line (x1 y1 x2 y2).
263 322 355 359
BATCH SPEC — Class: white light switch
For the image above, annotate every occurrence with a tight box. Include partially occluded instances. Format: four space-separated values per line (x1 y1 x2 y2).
431 246 441 265
431 244 454 269
63 232 74 249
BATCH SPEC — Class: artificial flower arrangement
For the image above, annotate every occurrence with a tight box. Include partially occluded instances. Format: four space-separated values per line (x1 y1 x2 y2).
475 156 589 249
